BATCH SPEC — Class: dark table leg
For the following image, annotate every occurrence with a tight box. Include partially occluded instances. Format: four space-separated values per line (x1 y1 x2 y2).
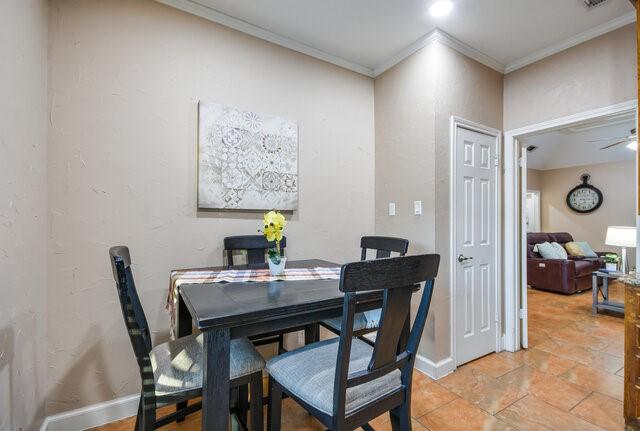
177 293 193 338
203 328 230 431
304 323 320 345
176 292 193 421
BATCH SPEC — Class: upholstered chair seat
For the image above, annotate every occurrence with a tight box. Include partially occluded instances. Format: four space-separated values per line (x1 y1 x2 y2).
151 334 266 399
321 309 381 334
266 338 400 416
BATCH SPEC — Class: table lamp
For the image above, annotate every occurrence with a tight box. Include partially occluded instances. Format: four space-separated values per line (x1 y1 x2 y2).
605 226 636 273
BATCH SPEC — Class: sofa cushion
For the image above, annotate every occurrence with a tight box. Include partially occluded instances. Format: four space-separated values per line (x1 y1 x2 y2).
527 233 551 258
574 260 597 277
574 241 598 258
551 242 568 259
564 242 584 257
536 242 565 259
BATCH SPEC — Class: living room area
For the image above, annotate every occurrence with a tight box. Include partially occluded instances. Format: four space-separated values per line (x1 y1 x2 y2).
524 111 637 296
514 109 636 419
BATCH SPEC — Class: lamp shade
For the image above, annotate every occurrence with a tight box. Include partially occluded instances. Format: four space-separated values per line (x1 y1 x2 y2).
605 226 636 248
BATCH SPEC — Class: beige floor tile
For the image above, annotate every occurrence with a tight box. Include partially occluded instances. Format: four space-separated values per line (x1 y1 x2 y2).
498 366 590 411
559 363 624 401
438 366 525 415
466 351 525 378
520 347 577 376
496 395 603 431
417 398 516 431
411 379 459 417
571 391 624 431
535 338 623 373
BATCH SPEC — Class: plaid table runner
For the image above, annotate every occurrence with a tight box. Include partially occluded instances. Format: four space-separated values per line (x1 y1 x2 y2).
166 266 341 337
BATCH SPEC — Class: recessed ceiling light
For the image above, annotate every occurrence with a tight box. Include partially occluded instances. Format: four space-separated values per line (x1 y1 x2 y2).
430 0 453 17
626 140 637 151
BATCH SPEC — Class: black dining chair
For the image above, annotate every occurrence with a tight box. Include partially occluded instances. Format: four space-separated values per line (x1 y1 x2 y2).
321 236 410 342
266 254 439 431
224 235 294 353
224 235 287 268
109 246 265 431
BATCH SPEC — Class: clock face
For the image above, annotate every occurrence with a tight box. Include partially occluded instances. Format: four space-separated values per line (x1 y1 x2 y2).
567 186 602 213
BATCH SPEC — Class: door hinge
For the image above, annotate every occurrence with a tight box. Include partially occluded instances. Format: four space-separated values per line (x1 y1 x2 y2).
519 309 527 320
518 157 525 168
494 155 500 167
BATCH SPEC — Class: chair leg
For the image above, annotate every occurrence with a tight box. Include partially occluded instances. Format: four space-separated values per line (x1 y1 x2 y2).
134 395 142 431
176 401 187 422
250 372 264 431
389 400 411 431
140 395 156 431
277 333 285 354
238 384 249 429
267 377 282 431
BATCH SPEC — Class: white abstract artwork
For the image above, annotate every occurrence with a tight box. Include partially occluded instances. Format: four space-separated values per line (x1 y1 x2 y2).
198 102 298 210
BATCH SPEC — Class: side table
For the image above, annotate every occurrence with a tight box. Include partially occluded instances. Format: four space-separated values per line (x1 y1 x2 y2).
592 271 625 315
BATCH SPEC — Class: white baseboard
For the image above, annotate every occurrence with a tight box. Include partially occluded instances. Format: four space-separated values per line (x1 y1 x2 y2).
39 359 451 430
415 354 455 380
40 393 139 431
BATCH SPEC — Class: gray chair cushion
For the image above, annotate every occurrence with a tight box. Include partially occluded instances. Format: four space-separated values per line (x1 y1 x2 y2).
266 338 401 416
150 334 265 398
323 309 381 333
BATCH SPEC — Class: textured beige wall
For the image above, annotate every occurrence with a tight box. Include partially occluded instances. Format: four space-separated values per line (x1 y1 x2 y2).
47 0 374 413
537 161 636 265
0 0 49 429
374 41 503 362
527 168 543 191
504 24 637 131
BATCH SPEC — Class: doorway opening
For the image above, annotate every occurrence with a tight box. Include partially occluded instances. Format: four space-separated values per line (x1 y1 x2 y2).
504 100 638 351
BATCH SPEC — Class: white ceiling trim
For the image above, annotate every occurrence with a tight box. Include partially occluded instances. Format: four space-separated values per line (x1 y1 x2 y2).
504 11 637 74
156 0 636 79
373 29 505 76
154 0 376 77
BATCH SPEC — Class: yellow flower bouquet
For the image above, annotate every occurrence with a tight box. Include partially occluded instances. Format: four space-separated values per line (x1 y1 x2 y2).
259 210 287 275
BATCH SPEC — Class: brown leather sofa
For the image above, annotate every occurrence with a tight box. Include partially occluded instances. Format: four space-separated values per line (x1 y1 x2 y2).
527 232 605 294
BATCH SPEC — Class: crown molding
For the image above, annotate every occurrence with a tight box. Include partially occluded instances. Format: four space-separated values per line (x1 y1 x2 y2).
154 0 376 77
373 29 506 76
156 0 636 79
504 11 637 74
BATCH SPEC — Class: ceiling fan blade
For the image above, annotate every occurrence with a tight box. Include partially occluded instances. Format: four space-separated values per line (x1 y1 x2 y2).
600 140 627 150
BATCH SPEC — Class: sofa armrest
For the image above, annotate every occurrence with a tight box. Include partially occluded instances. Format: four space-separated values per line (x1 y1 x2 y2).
527 258 576 293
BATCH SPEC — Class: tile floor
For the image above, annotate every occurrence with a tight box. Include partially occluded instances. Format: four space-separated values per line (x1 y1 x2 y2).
93 284 626 430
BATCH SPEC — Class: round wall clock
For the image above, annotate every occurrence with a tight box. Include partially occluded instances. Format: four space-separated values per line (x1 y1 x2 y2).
566 174 603 214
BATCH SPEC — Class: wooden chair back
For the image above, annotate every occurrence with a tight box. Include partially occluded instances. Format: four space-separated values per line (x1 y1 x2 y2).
224 235 287 268
109 246 157 409
360 236 409 260
333 254 440 420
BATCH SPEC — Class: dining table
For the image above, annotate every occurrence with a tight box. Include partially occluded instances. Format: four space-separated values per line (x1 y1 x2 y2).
174 259 388 431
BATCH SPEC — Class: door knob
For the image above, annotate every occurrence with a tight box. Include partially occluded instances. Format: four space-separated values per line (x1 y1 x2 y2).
457 254 473 263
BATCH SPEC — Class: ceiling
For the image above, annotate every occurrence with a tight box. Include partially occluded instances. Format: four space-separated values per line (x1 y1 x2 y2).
522 113 637 170
157 0 635 76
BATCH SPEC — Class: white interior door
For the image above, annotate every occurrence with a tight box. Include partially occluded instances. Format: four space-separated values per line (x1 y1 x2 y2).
525 191 540 232
455 126 498 366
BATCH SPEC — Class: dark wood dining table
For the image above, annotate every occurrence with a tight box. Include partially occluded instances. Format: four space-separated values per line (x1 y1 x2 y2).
176 259 386 431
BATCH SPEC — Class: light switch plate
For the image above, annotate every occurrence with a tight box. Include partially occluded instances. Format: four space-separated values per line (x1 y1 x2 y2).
414 200 422 215
388 202 396 216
